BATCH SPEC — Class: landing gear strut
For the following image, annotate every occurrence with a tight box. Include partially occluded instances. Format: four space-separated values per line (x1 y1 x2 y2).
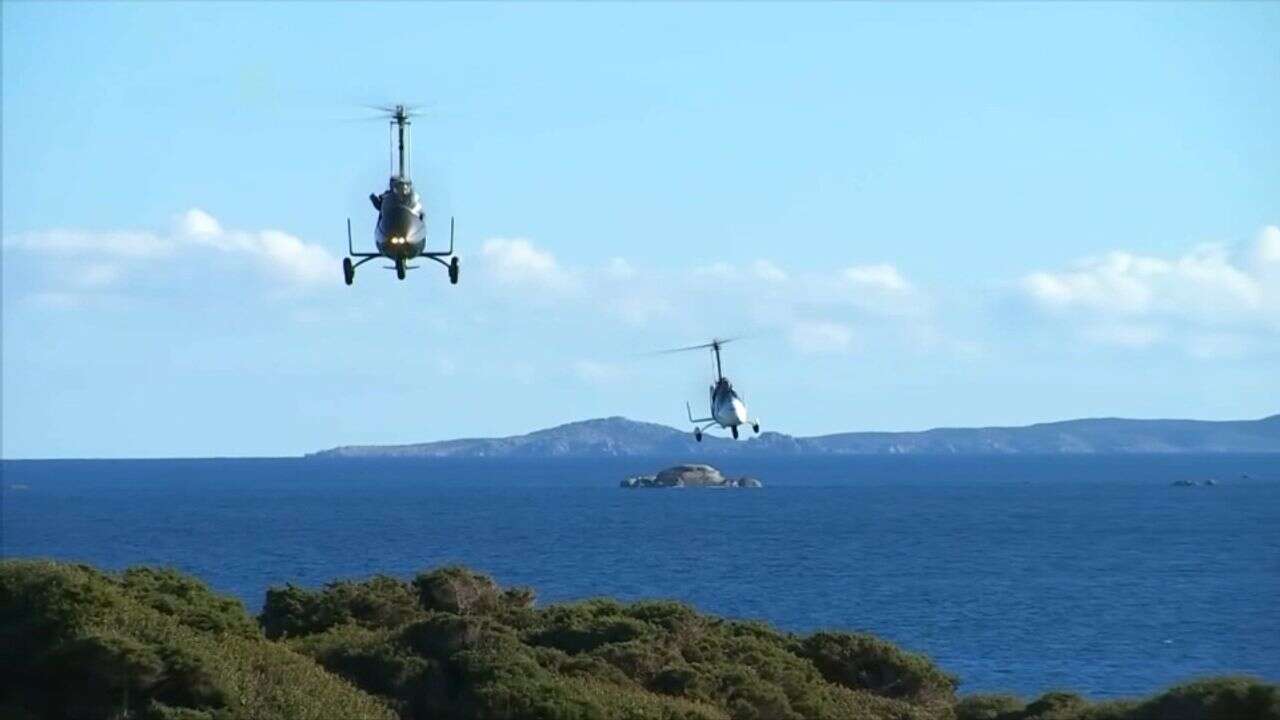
396 258 406 280
343 258 355 286
449 256 460 285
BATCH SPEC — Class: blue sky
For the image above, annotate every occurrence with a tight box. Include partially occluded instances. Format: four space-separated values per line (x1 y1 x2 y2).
3 2 1278 458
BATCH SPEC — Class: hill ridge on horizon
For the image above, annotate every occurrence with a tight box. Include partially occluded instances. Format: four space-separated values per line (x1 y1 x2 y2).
311 413 1280 458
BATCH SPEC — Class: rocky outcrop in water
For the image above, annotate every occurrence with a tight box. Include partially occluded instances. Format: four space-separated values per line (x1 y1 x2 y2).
620 464 763 489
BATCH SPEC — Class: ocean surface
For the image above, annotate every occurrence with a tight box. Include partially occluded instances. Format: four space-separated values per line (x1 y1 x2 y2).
3 454 1278 699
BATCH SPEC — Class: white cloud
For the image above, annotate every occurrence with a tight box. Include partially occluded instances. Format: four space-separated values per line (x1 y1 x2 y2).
790 320 855 355
607 257 636 278
481 238 575 291
72 263 124 289
1021 227 1280 353
180 208 223 239
753 260 788 283
252 230 334 285
827 262 929 319
844 263 911 294
694 261 738 280
176 209 335 285
1022 242 1268 321
1255 225 1280 267
5 208 337 288
4 229 170 257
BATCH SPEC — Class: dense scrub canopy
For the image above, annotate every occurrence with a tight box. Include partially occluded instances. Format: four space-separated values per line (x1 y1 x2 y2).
954 680 1280 720
4 559 1277 720
0 560 394 720
797 631 958 706
260 574 418 639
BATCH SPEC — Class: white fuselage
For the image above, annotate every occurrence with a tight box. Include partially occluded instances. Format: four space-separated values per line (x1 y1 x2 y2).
711 381 748 428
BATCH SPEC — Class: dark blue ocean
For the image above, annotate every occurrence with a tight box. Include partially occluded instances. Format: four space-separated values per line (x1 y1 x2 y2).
3 455 1278 699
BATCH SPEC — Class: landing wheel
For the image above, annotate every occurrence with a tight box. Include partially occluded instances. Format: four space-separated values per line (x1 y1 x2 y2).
342 258 354 286
396 259 406 280
731 426 739 439
752 422 760 434
694 429 703 443
449 256 460 285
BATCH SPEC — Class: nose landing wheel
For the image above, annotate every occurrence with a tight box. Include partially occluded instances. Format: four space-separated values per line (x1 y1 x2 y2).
694 428 703 443
343 258 355 286
396 258 406 280
449 256 460 285
752 422 760 434
731 426 739 439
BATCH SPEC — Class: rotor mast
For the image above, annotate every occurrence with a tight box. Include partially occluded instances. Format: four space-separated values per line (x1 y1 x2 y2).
712 340 723 381
393 105 410 179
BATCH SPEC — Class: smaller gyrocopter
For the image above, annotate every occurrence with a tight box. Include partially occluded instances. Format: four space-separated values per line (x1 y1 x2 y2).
659 338 761 442
343 104 459 285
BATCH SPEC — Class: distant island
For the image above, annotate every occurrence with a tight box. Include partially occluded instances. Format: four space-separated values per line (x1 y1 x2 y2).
4 559 1275 720
310 413 1280 458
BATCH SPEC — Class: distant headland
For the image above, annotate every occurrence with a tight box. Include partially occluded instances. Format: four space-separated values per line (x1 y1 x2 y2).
310 413 1280 458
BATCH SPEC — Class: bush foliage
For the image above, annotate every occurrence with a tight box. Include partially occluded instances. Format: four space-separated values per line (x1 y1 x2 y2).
0 560 393 720
3 559 1276 720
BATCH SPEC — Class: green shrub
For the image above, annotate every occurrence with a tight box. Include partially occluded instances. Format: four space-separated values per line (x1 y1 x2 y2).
259 584 339 639
529 612 653 654
9 559 1279 720
956 693 1025 719
0 560 395 720
259 574 419 640
1018 691 1090 719
1131 676 1280 720
413 565 506 614
118 567 258 638
798 631 958 706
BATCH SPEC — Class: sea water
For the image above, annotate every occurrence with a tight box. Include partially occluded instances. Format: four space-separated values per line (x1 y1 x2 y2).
3 454 1277 698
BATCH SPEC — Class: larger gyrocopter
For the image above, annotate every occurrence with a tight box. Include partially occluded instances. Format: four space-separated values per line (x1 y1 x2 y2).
343 104 459 285
660 338 762 442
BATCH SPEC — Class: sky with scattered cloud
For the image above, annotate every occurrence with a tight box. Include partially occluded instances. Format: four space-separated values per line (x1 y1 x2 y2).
3 2 1278 457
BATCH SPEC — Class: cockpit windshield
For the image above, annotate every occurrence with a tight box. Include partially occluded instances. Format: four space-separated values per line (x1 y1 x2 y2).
383 178 421 212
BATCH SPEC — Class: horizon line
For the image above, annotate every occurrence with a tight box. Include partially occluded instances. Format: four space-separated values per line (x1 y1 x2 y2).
3 411 1276 461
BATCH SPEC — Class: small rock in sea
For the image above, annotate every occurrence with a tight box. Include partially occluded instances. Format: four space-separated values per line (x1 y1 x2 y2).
1170 479 1197 487
621 464 762 489
1203 478 1218 486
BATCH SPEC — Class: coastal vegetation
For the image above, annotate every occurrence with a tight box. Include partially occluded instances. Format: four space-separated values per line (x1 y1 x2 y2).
2 559 1276 720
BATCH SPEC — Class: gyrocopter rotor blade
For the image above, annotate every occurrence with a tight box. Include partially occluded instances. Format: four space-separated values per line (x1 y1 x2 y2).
650 337 740 355
359 103 424 115
332 100 480 125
